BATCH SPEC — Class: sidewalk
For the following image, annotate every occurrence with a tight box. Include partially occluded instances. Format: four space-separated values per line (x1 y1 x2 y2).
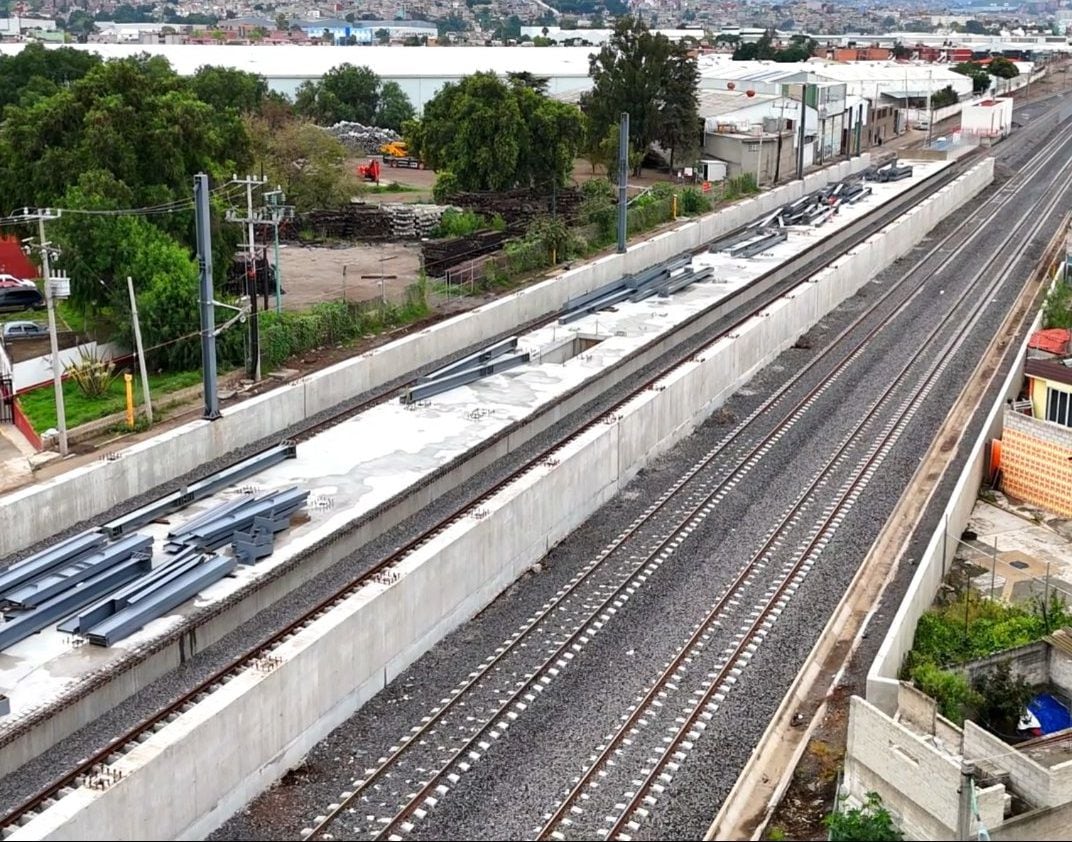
0 423 41 492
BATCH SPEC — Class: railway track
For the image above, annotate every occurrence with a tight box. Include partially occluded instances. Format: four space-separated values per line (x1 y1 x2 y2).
534 143 1072 842
284 129 1072 841
1 113 1056 834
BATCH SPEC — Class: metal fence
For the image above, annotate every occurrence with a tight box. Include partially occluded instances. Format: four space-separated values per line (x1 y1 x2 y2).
951 534 1072 609
0 374 12 424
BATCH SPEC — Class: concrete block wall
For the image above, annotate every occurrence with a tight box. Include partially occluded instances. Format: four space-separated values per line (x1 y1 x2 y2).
845 695 998 841
1049 647 1072 697
12 157 995 842
961 641 1050 688
0 156 874 560
963 720 1065 807
1000 409 1072 517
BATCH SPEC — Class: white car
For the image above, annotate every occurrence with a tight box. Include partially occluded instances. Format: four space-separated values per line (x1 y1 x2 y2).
0 273 37 289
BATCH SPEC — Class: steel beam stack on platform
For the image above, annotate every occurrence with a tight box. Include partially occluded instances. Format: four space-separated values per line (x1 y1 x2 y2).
0 443 309 653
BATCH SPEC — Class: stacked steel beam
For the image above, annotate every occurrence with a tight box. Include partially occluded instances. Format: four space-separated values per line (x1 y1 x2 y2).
0 444 309 653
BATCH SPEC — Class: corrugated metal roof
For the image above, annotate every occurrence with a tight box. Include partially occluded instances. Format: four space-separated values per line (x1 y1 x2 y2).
1025 356 1072 387
1044 628 1072 657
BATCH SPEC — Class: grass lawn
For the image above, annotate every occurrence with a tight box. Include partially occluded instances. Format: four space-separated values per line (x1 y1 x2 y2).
0 300 104 334
19 369 202 432
362 183 421 194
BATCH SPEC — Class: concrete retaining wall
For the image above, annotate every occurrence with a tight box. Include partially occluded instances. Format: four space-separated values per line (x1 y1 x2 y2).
866 257 1039 714
0 157 872 560
12 158 994 842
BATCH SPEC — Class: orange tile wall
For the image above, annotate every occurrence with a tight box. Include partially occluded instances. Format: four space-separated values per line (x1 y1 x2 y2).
1001 409 1072 517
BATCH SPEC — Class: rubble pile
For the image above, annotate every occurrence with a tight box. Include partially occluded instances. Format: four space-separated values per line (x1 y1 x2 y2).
324 122 401 154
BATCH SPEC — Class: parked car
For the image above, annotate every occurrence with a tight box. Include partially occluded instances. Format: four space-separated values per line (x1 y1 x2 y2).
0 273 36 289
0 277 44 312
1 320 46 341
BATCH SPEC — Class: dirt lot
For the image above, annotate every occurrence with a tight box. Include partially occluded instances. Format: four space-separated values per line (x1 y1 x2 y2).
278 241 423 310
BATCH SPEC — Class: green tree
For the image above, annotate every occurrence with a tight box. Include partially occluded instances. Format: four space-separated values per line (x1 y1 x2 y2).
275 14 288 29
974 661 1035 737
586 17 700 175
953 61 991 93
0 55 251 214
375 81 415 131
375 27 390 44
247 118 360 212
294 64 413 127
930 85 959 108
507 71 551 94
190 65 268 113
408 71 584 192
988 55 1020 79
965 19 991 35
66 9 97 40
0 42 101 109
826 792 903 841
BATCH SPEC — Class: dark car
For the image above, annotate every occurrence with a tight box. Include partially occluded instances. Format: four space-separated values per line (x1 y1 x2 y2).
0 283 44 311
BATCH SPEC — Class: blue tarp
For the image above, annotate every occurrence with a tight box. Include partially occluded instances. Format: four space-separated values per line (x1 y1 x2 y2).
1029 694 1072 734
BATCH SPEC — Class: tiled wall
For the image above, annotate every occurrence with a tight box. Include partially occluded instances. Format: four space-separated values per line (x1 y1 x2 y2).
1002 408 1072 517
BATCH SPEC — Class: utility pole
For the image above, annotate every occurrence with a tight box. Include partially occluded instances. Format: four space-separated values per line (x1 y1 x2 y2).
14 208 67 455
617 111 629 254
796 84 808 181
926 68 934 148
126 276 152 425
263 187 292 316
227 175 267 381
194 173 221 420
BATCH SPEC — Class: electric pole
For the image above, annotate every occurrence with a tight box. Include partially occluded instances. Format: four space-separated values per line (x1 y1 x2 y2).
617 111 629 254
262 187 293 316
194 173 221 420
226 175 267 381
13 208 67 456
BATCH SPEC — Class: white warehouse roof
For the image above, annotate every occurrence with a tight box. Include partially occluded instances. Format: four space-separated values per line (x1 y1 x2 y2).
0 42 599 80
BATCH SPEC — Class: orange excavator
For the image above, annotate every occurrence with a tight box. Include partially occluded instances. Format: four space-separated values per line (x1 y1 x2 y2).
357 158 381 183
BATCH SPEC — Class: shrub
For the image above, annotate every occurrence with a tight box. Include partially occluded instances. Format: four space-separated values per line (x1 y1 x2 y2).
826 791 903 841
580 176 615 201
63 345 117 398
974 660 1034 737
432 170 460 204
435 208 486 238
910 662 981 724
680 186 711 216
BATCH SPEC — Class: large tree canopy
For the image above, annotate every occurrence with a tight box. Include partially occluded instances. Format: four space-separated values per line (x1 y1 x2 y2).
585 17 700 173
0 42 101 110
407 71 584 192
293 63 416 130
0 54 251 213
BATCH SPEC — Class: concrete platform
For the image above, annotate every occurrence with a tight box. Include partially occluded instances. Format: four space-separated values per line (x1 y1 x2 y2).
0 159 953 731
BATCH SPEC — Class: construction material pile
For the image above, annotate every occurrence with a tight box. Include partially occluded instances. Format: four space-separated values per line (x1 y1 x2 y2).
295 202 449 241
559 255 713 324
863 159 914 183
422 230 511 277
710 170 884 260
324 121 400 154
0 445 308 651
449 187 585 232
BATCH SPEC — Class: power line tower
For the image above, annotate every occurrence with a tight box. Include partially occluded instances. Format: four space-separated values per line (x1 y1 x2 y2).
11 207 68 456
226 175 268 381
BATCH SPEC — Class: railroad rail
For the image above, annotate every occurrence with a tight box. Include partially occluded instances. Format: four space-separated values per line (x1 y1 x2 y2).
284 134 1072 840
0 148 1002 833
535 149 1072 842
